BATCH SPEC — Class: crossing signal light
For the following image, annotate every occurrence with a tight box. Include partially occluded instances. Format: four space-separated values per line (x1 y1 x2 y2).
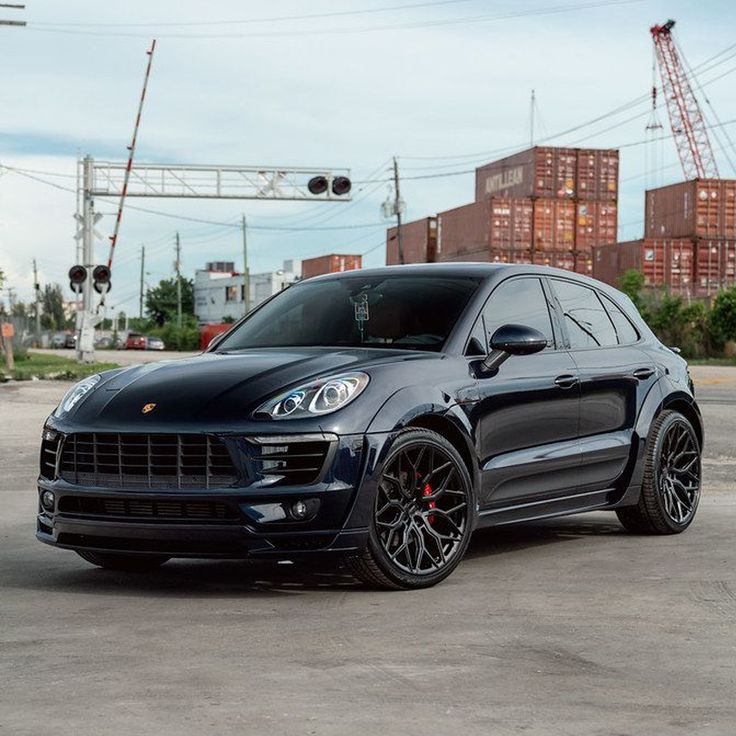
307 176 329 195
307 175 352 197
68 264 87 293
92 265 111 294
331 176 351 196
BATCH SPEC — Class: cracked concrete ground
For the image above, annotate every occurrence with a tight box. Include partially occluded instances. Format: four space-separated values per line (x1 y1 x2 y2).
0 367 734 736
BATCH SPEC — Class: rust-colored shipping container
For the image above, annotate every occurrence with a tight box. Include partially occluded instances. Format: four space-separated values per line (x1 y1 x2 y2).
532 199 575 251
645 179 736 239
449 248 590 274
489 198 534 252
301 253 362 279
475 146 618 202
693 239 736 295
576 202 617 251
438 196 615 262
437 200 492 261
386 217 437 265
592 239 695 292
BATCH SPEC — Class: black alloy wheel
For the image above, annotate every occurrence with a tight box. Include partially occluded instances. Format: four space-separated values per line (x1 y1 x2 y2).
617 410 701 534
350 429 475 590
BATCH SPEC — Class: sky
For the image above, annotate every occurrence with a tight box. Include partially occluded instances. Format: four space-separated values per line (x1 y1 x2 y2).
1 0 736 316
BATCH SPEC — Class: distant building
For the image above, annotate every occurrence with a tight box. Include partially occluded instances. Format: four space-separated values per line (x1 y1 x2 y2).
194 259 301 324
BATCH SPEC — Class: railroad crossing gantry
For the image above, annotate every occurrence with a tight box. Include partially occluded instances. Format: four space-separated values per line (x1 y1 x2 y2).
75 156 353 362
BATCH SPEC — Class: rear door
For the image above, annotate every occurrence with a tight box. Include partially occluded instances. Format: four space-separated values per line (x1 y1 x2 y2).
548 278 657 491
469 276 581 507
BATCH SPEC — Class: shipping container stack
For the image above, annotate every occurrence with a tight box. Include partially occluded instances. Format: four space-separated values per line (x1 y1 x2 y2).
434 146 619 275
593 179 736 297
301 253 362 279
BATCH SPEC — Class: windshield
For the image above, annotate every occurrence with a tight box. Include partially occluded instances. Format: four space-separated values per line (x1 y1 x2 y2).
216 274 481 352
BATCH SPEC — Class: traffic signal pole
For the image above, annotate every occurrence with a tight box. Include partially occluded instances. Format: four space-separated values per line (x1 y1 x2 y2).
77 155 99 363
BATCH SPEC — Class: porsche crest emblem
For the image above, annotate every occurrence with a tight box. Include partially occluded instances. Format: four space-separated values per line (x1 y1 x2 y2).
141 403 157 414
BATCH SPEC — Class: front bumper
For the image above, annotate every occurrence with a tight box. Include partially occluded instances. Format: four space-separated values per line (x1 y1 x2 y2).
36 431 392 559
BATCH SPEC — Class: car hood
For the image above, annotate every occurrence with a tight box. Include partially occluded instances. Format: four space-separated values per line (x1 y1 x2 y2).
68 347 438 430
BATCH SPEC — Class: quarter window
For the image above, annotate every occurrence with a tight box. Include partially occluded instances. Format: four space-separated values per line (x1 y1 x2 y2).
480 278 555 348
601 295 640 345
552 280 617 349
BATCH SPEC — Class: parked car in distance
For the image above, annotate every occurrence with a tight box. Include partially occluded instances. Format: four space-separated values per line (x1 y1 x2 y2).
64 333 77 349
124 332 147 350
36 264 703 590
94 336 113 350
146 336 165 351
50 334 67 349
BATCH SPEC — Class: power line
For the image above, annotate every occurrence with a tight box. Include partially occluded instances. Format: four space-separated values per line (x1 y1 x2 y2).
28 0 641 39
32 0 478 28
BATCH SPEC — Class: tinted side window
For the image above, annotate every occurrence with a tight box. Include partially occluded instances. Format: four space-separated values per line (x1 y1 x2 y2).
552 280 617 349
481 278 555 348
601 294 640 345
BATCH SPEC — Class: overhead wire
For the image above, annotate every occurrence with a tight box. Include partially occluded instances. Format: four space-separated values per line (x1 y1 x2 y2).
27 0 642 39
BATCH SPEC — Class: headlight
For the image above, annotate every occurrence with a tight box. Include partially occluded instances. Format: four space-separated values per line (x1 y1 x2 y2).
256 372 369 419
53 374 101 417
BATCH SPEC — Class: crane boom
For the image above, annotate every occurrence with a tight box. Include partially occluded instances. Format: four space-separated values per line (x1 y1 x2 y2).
650 19 719 180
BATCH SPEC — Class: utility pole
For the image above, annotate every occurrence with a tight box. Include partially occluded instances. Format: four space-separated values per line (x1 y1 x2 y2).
530 89 536 147
393 157 404 265
175 232 182 330
139 245 146 319
32 259 41 347
242 215 250 315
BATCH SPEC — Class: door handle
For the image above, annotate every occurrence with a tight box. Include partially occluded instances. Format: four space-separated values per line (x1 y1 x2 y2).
554 374 579 389
632 367 656 380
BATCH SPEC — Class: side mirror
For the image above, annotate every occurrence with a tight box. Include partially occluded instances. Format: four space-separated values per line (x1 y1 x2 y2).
480 324 547 376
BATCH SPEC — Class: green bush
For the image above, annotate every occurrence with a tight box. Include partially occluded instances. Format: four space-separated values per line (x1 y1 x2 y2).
148 315 200 351
708 288 736 348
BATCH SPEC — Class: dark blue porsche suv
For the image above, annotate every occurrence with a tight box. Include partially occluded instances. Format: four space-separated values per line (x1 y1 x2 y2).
37 264 703 589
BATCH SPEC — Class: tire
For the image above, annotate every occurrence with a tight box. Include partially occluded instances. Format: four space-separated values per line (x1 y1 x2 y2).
616 410 701 535
349 429 476 590
76 550 170 571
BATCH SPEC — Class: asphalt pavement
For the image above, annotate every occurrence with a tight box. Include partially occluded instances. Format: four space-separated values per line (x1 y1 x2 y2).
1 367 735 735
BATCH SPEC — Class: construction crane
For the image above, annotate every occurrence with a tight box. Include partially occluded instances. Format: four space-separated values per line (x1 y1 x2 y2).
650 19 719 180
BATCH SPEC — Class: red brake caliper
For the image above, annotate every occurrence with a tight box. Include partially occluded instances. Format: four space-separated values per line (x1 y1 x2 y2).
423 483 436 524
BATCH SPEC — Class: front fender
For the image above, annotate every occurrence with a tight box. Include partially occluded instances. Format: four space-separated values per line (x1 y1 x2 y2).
366 383 475 434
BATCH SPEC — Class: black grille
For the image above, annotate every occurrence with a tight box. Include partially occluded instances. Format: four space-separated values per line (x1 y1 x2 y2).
58 495 239 522
40 432 61 480
59 433 237 490
247 439 332 486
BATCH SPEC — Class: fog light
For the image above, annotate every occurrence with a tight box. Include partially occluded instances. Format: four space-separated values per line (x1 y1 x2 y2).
290 498 319 521
41 490 55 511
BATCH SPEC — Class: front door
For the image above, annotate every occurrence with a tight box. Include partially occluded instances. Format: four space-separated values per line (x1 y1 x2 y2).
469 276 581 507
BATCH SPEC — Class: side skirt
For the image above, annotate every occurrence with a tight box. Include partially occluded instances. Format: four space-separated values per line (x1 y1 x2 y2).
476 488 614 528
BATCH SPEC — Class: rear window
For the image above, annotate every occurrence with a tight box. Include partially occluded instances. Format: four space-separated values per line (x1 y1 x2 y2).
217 275 481 352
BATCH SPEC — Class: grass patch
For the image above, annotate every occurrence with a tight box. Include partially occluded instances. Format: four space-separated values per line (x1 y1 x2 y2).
688 357 736 366
5 353 119 381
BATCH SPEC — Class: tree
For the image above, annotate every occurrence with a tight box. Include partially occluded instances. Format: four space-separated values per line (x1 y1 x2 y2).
708 287 736 348
11 301 27 318
40 283 66 331
0 267 4 291
618 269 648 317
145 277 194 326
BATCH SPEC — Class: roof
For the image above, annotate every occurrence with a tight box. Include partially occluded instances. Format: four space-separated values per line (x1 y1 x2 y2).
300 261 604 286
